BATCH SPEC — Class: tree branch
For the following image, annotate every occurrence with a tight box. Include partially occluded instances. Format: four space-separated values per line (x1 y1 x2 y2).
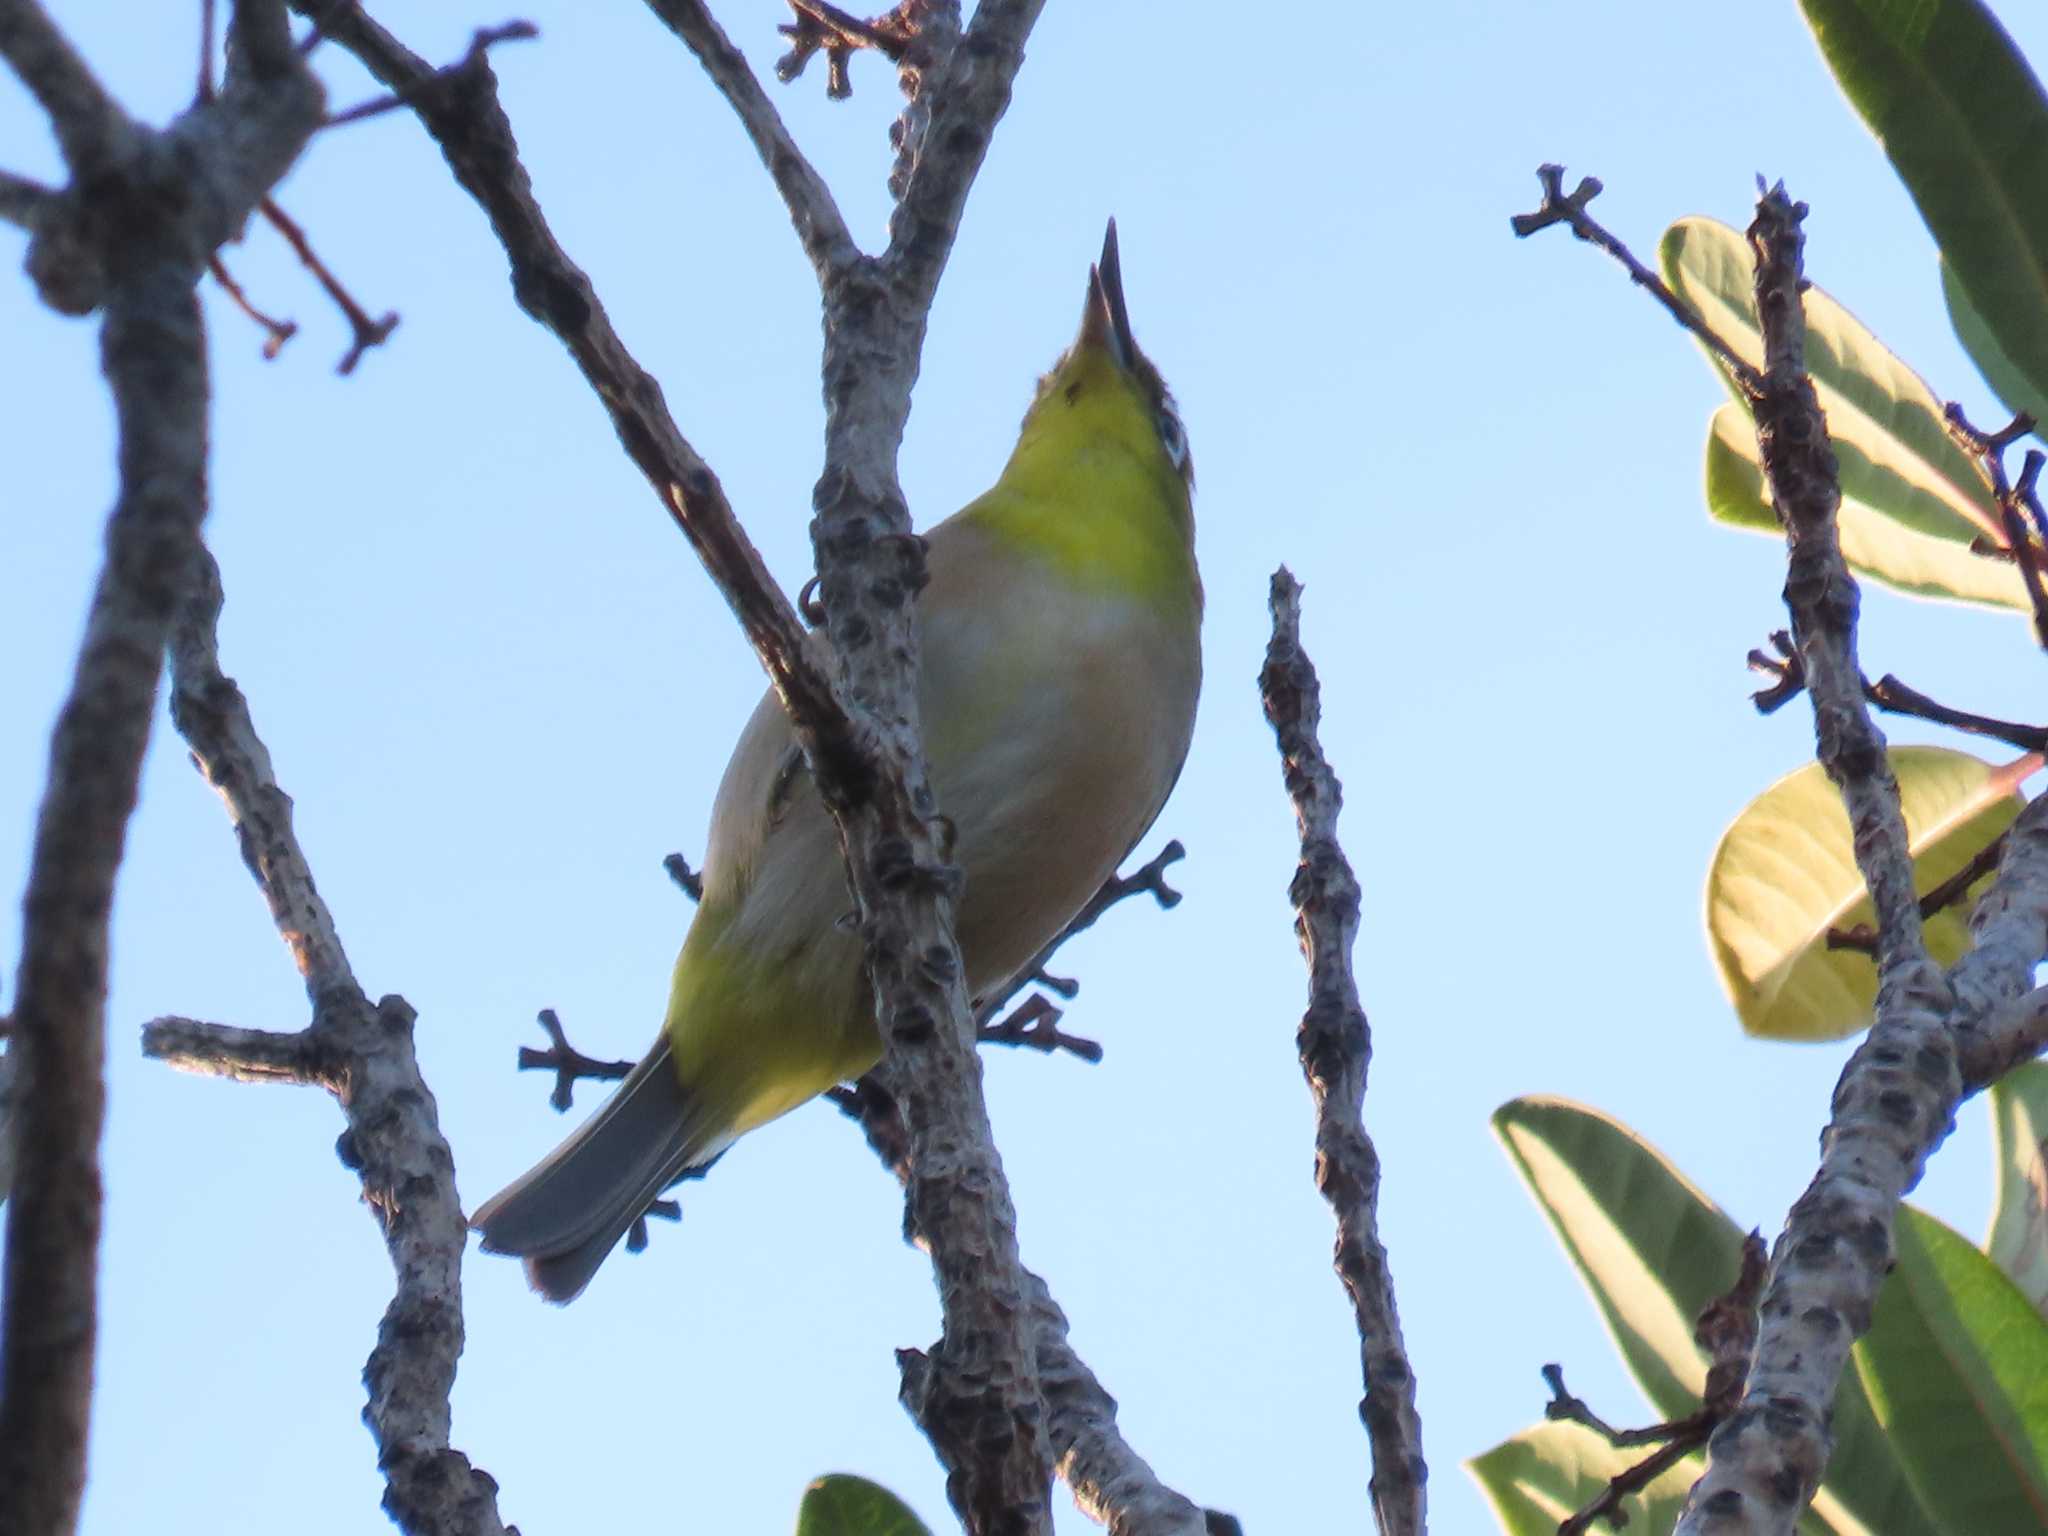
884 0 1042 311
0 0 133 176
0 20 320 1532
0 166 55 229
1952 791 2048 1088
641 0 859 280
1259 568 1426 1536
831 1066 1219 1536
141 545 512 1536
290 1 865 792
1669 184 1960 1536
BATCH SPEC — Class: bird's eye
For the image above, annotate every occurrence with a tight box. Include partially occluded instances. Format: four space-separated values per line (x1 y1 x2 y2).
1156 407 1187 470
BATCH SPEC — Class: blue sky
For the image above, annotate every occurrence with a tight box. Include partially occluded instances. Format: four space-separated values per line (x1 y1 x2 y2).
6 3 2047 1533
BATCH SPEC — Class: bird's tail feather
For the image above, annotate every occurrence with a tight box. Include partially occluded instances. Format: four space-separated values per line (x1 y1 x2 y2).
471 1036 723 1303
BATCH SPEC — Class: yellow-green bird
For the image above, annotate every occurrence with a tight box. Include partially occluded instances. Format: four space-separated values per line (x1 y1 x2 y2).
473 223 1200 1300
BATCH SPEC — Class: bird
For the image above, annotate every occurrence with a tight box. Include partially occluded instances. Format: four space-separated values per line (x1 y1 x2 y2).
472 222 1201 1301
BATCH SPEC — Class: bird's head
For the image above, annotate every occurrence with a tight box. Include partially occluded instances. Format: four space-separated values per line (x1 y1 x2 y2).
1013 221 1193 510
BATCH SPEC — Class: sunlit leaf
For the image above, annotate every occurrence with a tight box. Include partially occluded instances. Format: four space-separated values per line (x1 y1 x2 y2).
1988 1061 2048 1317
1705 403 2029 611
1854 1206 2048 1532
1705 746 2030 1041
1492 1097 1930 1536
795 1474 933 1536
1801 0 2048 432
1467 1420 1696 1536
1662 216 1998 557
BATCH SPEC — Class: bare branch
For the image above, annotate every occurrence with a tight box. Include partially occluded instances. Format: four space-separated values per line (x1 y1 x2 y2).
142 1016 328 1086
0 263 207 1536
883 0 1040 308
0 25 325 1526
1259 567 1426 1536
323 21 538 127
831 1067 1219 1536
1511 164 1764 400
150 545 513 1536
1953 792 2048 1087
0 0 133 175
257 196 397 372
292 0 865 791
209 250 299 358
0 166 55 230
1668 183 1960 1536
642 0 858 278
974 839 1184 1028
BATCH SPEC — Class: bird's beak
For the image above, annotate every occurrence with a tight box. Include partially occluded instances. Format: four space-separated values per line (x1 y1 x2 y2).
1078 218 1139 370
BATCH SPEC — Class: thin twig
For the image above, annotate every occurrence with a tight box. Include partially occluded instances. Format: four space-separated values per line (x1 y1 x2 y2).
1748 632 2048 750
1510 164 1764 401
257 195 397 372
516 1008 634 1112
322 20 537 127
1945 405 2048 648
1866 672 2048 753
1827 829 2013 956
974 993 1101 1063
1260 568 1426 1536
974 839 1183 1027
663 850 705 900
1543 1234 1767 1535
208 251 298 357
0 166 55 229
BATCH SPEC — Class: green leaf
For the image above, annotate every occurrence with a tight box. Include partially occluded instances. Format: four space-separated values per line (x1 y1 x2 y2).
1467 1420 1697 1536
1854 1206 2048 1531
1800 0 2048 428
1706 403 2030 611
1705 746 2029 1041
1942 256 2047 426
1662 215 1999 553
1988 1062 2048 1317
795 1475 933 1536
1491 1097 1932 1536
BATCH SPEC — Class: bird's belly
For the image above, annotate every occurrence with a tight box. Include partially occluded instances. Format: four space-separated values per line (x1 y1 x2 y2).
924 585 1197 999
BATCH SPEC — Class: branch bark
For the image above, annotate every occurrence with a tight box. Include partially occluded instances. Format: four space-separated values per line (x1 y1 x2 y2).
1671 185 1966 1536
835 1063 1217 1536
0 9 320 1533
1258 568 1427 1536
141 546 513 1536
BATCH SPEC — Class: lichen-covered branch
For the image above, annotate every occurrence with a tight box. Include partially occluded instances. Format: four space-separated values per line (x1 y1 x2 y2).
1669 186 1960 1536
0 10 320 1532
142 546 511 1536
1258 568 1426 1536
1952 792 2048 1089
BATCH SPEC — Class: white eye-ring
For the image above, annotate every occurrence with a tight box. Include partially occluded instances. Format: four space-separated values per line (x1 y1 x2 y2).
1157 407 1187 470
